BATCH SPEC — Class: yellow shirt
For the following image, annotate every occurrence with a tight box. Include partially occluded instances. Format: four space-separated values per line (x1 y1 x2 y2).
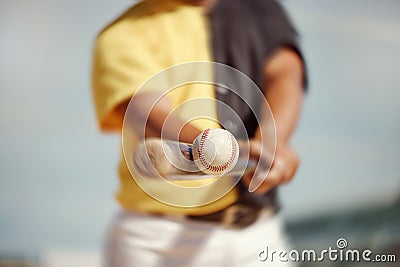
92 0 238 215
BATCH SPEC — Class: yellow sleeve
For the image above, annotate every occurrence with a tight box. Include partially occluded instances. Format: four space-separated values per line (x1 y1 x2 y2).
91 18 161 131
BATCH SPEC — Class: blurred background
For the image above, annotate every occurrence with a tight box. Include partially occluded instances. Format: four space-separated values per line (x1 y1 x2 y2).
0 0 399 266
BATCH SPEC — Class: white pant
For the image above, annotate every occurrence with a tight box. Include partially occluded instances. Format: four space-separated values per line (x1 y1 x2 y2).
104 209 296 267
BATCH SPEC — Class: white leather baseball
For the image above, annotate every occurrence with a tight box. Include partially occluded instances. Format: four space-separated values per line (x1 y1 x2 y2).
192 128 239 175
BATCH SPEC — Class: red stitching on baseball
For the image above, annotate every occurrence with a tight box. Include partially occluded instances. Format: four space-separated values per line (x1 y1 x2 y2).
198 129 238 173
198 129 210 170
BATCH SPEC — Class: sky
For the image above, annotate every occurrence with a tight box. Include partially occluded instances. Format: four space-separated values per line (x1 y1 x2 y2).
0 0 399 257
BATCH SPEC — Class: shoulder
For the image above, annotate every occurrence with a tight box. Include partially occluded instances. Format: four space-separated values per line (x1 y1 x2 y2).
95 1 150 47
95 1 199 48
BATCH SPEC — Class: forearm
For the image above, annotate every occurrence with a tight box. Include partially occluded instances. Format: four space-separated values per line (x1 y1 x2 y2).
255 49 304 146
145 107 202 143
264 78 303 145
116 93 201 143
244 49 304 193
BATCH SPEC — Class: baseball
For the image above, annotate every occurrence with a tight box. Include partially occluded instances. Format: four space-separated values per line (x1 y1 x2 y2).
192 128 239 175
